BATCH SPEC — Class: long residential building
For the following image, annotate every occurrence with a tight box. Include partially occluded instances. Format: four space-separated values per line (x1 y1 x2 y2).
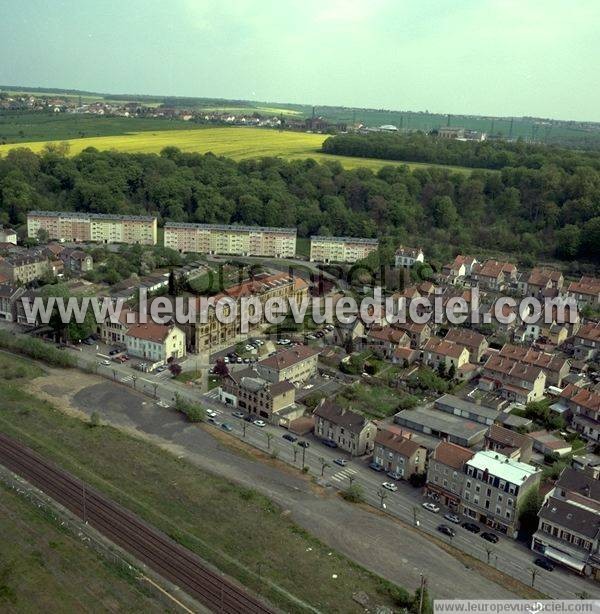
309 236 378 264
27 211 157 245
163 222 296 257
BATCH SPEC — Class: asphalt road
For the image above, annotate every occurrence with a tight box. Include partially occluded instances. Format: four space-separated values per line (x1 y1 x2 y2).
58 345 600 598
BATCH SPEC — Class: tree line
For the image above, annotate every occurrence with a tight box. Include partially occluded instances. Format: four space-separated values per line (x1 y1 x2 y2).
0 143 598 266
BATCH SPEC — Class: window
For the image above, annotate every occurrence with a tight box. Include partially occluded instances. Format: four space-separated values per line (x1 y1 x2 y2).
466 480 472 489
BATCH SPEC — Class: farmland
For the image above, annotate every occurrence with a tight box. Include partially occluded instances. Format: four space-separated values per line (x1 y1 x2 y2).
0 125 472 172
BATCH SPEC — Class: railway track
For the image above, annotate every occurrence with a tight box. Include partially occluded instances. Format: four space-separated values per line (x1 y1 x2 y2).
0 432 276 614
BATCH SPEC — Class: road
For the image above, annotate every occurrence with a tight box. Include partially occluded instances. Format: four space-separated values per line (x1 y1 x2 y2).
32 342 600 599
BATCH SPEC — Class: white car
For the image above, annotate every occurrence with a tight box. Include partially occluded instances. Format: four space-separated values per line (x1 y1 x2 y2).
101 360 111 366
382 482 398 492
422 502 440 513
245 345 254 351
205 409 217 418
254 420 266 427
223 356 230 363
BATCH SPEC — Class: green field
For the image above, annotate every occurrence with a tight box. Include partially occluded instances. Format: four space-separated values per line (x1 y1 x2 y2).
0 126 472 172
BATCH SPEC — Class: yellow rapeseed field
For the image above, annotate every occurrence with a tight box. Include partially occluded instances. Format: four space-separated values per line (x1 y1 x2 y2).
0 126 470 172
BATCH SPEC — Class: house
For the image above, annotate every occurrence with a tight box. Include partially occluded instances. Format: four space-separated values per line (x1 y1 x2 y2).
441 255 478 283
60 248 93 274
313 399 376 456
444 328 489 363
526 268 564 297
372 428 426 480
573 322 600 361
564 387 600 443
462 450 541 538
124 322 186 363
0 227 17 245
480 354 546 404
567 277 600 309
99 307 136 345
498 343 570 387
397 321 431 349
422 337 471 375
425 441 474 511
220 368 296 423
256 345 320 385
471 260 517 291
332 319 365 347
484 424 533 462
363 325 409 359
0 284 25 322
392 345 419 366
395 246 424 268
532 467 600 578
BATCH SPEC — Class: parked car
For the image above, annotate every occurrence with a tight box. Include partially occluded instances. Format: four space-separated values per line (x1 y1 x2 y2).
386 471 402 480
333 458 347 467
223 356 230 363
443 513 460 524
221 423 233 432
422 502 440 513
369 462 384 472
534 558 554 571
109 349 119 356
205 409 217 418
382 482 398 492
282 433 298 443
437 524 456 537
254 420 266 428
156 365 168 372
480 532 499 543
83 337 95 345
243 414 256 423
297 441 310 448
207 417 217 425
245 345 254 351
100 360 111 366
321 439 338 449
461 522 481 534
232 411 245 419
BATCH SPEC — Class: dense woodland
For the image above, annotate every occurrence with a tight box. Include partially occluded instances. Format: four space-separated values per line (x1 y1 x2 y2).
0 142 598 268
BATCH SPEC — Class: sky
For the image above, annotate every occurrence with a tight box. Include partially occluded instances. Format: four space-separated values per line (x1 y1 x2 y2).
1 0 598 121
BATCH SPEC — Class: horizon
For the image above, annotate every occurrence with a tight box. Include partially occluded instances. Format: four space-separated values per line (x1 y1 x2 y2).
1 0 599 123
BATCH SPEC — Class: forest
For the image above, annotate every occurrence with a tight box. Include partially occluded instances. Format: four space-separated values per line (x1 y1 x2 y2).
0 142 598 268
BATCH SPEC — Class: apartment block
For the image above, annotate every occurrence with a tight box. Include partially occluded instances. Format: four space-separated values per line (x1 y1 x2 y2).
163 223 296 257
256 345 320 384
462 450 541 538
309 236 378 264
27 211 157 245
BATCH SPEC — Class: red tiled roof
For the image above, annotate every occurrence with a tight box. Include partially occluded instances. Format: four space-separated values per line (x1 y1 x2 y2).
375 429 424 457
432 441 474 469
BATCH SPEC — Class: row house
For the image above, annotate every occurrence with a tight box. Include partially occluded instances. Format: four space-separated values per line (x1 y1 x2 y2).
525 267 564 297
567 277 600 309
422 337 471 375
462 450 541 538
313 399 376 456
372 429 427 480
395 246 424 268
480 354 546 404
573 322 600 361
444 328 489 362
532 468 600 578
471 260 517 291
562 386 600 444
498 343 570 387
363 325 410 359
425 441 474 512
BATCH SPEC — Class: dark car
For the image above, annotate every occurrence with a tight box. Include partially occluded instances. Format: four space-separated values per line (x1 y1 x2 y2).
461 522 481 533
109 349 119 355
369 462 384 472
282 433 298 443
221 423 233 432
297 440 310 448
437 524 456 537
243 414 256 423
321 439 338 449
534 558 554 571
480 532 499 543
